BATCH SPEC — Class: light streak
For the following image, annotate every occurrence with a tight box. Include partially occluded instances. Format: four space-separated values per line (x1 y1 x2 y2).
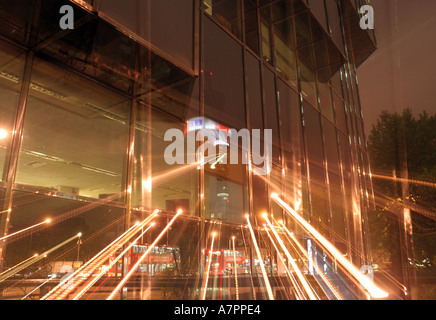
85 275 111 300
277 220 344 300
72 222 155 300
107 209 183 300
0 254 38 278
231 236 239 300
21 275 54 300
1 233 80 283
371 173 436 189
245 214 275 300
41 211 158 300
263 214 317 300
41 223 139 299
210 154 227 169
0 219 51 241
201 232 216 300
271 193 389 299
264 228 305 300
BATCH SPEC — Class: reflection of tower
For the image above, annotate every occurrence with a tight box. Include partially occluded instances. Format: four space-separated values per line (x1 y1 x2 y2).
215 181 229 220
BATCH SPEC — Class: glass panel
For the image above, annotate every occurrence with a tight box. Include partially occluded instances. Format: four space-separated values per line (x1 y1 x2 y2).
204 17 245 129
334 93 347 134
0 0 35 46
323 121 346 241
260 11 273 65
278 80 303 220
15 58 130 201
0 41 26 181
263 67 281 165
318 81 334 123
99 0 195 70
7 190 125 269
245 52 263 130
270 166 283 220
338 131 355 253
150 0 194 69
300 65 317 109
309 0 328 32
273 21 298 89
303 102 330 235
331 69 343 97
203 0 242 39
204 167 246 224
244 0 259 54
38 15 136 95
252 175 268 218
325 0 345 52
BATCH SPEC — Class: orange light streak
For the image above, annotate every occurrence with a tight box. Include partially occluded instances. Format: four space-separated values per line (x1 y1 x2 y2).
245 214 275 300
201 232 216 300
263 214 317 300
107 209 182 300
41 210 159 300
277 220 344 300
0 219 50 241
72 222 156 300
264 227 305 300
0 254 38 277
271 193 389 299
231 236 239 300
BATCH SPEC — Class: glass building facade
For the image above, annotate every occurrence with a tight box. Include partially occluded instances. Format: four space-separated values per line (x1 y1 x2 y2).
0 0 380 300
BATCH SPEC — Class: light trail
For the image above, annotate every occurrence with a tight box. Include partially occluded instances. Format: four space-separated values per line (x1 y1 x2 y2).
0 219 51 241
263 214 317 300
85 275 111 300
107 209 183 300
1 233 81 283
231 236 239 300
72 222 156 300
21 275 54 300
264 227 305 300
0 208 11 214
271 193 389 299
277 220 344 300
201 232 216 300
371 173 436 189
41 211 159 300
40 223 140 299
245 214 275 300
0 254 38 277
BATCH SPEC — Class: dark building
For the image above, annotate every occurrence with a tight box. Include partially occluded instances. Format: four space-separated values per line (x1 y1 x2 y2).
0 0 383 300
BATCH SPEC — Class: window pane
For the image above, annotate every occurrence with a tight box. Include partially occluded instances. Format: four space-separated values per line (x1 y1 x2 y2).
278 80 304 217
16 58 130 201
204 0 242 39
325 0 345 53
245 52 263 130
318 81 334 123
0 41 26 181
309 0 328 32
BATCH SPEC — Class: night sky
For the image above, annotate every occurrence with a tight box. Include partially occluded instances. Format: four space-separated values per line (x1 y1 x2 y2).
357 0 436 134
